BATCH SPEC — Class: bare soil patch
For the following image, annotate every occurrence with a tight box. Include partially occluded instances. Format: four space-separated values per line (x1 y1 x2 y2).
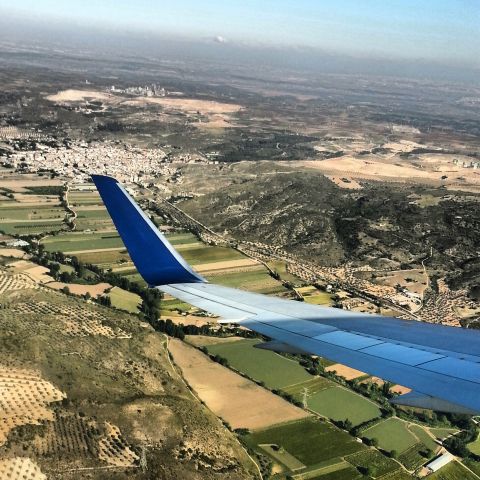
325 364 366 380
46 281 111 297
0 248 27 258
325 176 363 190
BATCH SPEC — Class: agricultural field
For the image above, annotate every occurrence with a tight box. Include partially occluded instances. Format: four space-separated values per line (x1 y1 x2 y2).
280 376 335 400
429 427 458 441
363 418 418 453
295 285 334 305
0 365 66 445
108 286 142 313
307 386 381 426
0 457 47 480
268 260 303 285
67 187 116 232
467 433 480 455
345 449 401 478
206 268 287 295
205 338 312 389
430 461 479 480
0 173 67 235
168 338 309 430
244 418 363 477
41 231 125 253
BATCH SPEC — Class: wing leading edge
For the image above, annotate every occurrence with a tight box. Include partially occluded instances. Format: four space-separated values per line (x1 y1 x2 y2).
93 175 480 415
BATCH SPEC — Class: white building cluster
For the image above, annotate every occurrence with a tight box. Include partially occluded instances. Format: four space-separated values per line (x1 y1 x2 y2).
3 142 174 183
109 84 166 97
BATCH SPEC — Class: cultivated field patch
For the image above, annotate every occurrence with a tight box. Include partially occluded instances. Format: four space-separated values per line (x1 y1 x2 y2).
307 386 381 426
98 422 139 467
0 365 65 445
168 339 309 430
108 286 142 313
325 364 366 380
363 418 417 453
244 418 362 472
0 271 39 294
46 281 111 297
205 338 312 389
0 457 47 480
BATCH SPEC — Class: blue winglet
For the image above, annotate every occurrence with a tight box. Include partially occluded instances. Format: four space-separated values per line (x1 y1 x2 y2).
91 175 205 286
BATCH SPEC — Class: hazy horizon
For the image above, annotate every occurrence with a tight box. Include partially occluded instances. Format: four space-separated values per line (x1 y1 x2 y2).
0 1 479 84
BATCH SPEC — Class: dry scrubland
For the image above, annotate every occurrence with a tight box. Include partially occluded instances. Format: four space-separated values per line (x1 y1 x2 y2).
0 251 258 478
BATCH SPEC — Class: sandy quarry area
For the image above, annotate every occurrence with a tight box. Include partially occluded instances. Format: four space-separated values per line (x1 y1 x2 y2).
46 281 112 297
46 89 113 103
46 89 242 116
168 339 309 430
299 153 480 189
382 140 429 153
325 364 366 380
302 156 433 179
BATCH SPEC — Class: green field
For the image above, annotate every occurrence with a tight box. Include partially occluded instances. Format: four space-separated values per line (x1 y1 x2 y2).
267 260 303 285
430 461 478 480
0 206 64 220
75 209 110 219
282 376 335 400
304 292 334 305
42 232 124 252
0 220 65 234
74 249 131 267
181 245 246 265
123 272 147 287
307 386 381 426
207 269 287 294
164 232 200 245
259 444 306 471
245 418 363 468
345 449 400 478
108 286 142 314
409 424 439 453
467 433 480 455
363 418 417 453
306 461 360 480
464 459 480 478
206 339 312 389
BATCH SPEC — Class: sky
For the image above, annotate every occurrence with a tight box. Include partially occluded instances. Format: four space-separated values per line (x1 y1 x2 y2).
1 0 479 67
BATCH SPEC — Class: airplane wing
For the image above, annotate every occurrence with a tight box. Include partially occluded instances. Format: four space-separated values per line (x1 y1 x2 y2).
92 174 480 415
